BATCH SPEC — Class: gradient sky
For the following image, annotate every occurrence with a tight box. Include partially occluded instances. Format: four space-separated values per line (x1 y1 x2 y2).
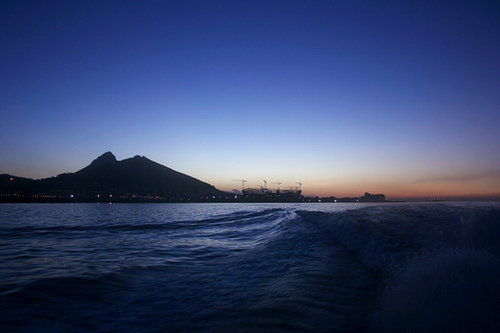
1 0 499 199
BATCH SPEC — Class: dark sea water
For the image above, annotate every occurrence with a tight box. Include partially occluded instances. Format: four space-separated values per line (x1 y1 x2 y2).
1 202 500 332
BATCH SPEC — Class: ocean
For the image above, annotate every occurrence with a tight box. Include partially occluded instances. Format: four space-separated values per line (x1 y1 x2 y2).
1 202 500 332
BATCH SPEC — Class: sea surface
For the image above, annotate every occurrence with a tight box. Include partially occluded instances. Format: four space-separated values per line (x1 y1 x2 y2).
1 202 500 332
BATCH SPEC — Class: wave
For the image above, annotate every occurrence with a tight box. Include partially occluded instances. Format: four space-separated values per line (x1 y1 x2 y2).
1 207 288 235
298 204 500 332
2 203 500 332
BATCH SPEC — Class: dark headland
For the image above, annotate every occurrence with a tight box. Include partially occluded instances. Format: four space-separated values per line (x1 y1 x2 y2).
1 152 392 203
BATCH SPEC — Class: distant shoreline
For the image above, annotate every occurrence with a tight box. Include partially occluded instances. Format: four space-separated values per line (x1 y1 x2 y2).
3 193 499 204
3 152 498 204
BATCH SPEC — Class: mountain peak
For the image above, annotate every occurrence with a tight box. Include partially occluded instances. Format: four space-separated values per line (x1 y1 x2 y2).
89 151 117 167
71 152 217 198
2 152 219 201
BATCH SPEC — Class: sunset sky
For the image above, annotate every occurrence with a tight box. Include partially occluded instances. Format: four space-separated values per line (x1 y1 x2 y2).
1 0 499 199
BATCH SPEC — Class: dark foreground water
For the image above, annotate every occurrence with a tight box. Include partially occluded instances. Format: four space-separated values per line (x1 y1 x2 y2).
1 202 500 332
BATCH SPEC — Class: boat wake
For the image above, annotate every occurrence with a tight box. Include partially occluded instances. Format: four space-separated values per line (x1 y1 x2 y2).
1 203 500 331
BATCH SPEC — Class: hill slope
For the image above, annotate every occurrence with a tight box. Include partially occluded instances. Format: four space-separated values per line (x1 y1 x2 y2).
2 152 218 199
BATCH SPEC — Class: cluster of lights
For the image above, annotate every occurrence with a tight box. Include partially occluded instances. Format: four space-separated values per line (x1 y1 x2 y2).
32 194 57 198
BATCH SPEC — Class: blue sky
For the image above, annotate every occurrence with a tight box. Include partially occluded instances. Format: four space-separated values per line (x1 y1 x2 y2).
1 0 499 198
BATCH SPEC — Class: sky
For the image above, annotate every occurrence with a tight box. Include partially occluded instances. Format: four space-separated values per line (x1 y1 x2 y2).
1 0 499 199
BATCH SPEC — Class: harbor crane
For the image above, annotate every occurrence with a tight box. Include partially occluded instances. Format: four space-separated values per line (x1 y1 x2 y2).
231 179 247 191
263 180 267 190
296 182 302 190
272 181 282 192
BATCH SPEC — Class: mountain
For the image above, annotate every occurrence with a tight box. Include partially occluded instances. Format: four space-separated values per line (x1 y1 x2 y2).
1 152 218 201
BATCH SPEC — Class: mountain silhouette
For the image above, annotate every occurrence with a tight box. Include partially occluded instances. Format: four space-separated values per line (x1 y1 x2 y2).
2 152 218 200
